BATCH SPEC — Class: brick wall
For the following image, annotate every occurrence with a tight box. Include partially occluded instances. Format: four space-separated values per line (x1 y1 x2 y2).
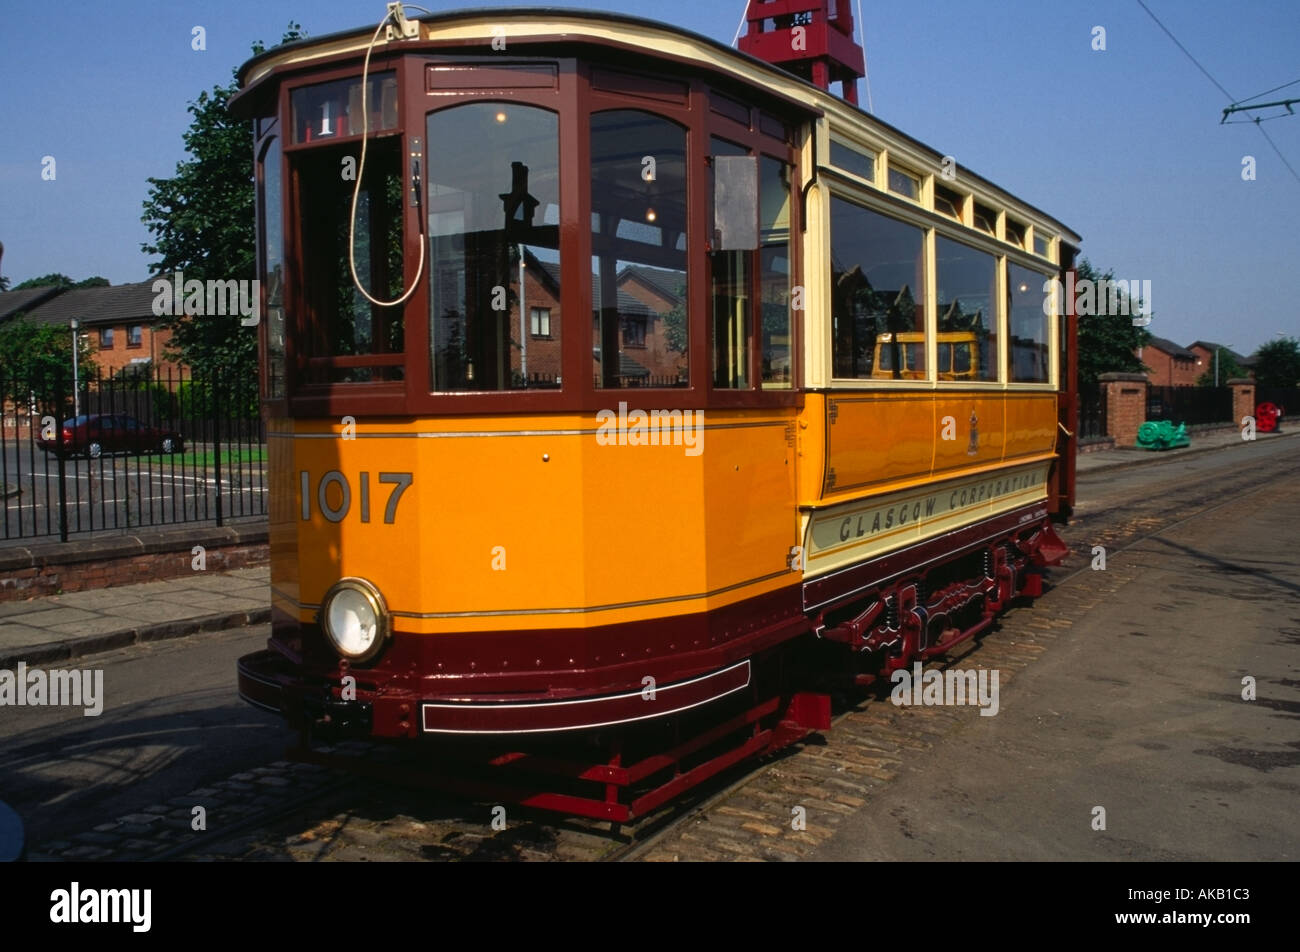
0 524 267 603
1229 378 1255 432
1099 372 1149 447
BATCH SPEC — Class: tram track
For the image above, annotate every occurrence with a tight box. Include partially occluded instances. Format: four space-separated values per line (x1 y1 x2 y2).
36 435 1300 862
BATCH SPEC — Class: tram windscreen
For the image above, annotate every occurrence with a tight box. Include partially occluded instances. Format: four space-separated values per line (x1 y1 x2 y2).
425 103 562 391
590 110 689 389
293 138 406 384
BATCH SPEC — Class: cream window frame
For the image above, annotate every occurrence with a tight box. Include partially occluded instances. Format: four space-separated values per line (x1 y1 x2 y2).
824 184 934 390
931 227 1005 390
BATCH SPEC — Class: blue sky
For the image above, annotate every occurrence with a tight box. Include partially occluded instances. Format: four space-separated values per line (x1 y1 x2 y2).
1 0 1297 356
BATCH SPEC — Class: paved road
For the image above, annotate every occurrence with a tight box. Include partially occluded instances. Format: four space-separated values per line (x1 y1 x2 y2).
0 627 290 847
5 436 1297 860
811 438 1300 860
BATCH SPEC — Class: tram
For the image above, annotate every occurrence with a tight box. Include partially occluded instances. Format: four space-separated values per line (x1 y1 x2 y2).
233 2 1079 820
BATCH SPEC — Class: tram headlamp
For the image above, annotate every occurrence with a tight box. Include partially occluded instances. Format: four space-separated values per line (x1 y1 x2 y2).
320 578 390 662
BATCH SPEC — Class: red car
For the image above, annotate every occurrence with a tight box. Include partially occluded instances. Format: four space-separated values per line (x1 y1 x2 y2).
39 414 184 459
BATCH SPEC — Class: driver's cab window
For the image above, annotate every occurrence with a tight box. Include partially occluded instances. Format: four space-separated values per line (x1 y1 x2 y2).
426 102 562 391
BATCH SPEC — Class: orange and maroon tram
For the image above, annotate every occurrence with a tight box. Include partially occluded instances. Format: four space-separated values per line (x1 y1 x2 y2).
233 2 1079 820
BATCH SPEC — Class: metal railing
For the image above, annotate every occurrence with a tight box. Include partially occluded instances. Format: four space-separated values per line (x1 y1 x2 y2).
1145 385 1232 427
1078 382 1107 440
0 365 265 543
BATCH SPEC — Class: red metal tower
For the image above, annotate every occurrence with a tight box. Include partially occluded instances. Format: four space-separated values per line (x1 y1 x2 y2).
737 0 866 104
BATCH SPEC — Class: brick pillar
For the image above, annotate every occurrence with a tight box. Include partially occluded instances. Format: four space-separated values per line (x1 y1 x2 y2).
1099 372 1149 447
1228 378 1255 429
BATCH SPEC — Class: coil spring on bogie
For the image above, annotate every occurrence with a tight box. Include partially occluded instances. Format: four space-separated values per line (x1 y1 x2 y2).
885 594 899 630
982 547 994 578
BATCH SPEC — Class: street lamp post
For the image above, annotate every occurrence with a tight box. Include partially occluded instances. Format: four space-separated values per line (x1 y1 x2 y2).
70 319 80 418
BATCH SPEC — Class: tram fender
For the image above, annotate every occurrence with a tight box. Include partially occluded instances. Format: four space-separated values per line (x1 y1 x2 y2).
1031 523 1069 566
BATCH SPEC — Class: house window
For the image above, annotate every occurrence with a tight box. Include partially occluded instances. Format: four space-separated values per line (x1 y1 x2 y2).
530 307 551 338
622 317 647 348
99 327 114 348
128 325 143 347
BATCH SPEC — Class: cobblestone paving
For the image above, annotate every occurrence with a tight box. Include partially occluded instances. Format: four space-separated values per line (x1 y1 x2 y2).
32 444 1290 862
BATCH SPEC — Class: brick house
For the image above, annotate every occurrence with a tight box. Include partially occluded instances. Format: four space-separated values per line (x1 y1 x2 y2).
0 285 65 323
611 265 688 383
522 256 688 387
1138 336 1199 387
1188 340 1250 382
11 281 182 382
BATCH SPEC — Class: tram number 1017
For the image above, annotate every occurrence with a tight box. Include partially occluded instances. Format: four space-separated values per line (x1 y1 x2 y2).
300 471 413 525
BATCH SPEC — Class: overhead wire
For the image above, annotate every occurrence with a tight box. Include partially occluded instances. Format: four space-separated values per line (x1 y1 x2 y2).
856 0 873 113
1134 0 1300 187
1230 77 1300 108
731 6 747 46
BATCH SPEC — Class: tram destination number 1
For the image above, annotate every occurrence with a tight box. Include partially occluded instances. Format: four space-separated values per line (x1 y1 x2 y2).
300 471 412 524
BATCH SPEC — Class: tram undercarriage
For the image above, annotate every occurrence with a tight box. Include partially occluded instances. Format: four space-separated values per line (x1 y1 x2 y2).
240 508 1066 822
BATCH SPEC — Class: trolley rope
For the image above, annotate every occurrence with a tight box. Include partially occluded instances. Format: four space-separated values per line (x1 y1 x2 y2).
348 4 432 307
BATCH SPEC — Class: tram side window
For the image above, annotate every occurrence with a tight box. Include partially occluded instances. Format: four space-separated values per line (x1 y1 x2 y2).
829 197 927 380
294 139 405 384
710 139 750 389
426 103 562 391
259 136 286 399
761 156 792 388
1008 262 1051 383
591 110 689 389
935 235 997 382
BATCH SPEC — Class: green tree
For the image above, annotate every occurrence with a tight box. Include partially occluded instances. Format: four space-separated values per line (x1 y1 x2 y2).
12 273 73 290
1252 336 1300 390
10 273 110 290
1195 350 1246 386
0 315 95 413
1074 258 1151 388
139 23 304 404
